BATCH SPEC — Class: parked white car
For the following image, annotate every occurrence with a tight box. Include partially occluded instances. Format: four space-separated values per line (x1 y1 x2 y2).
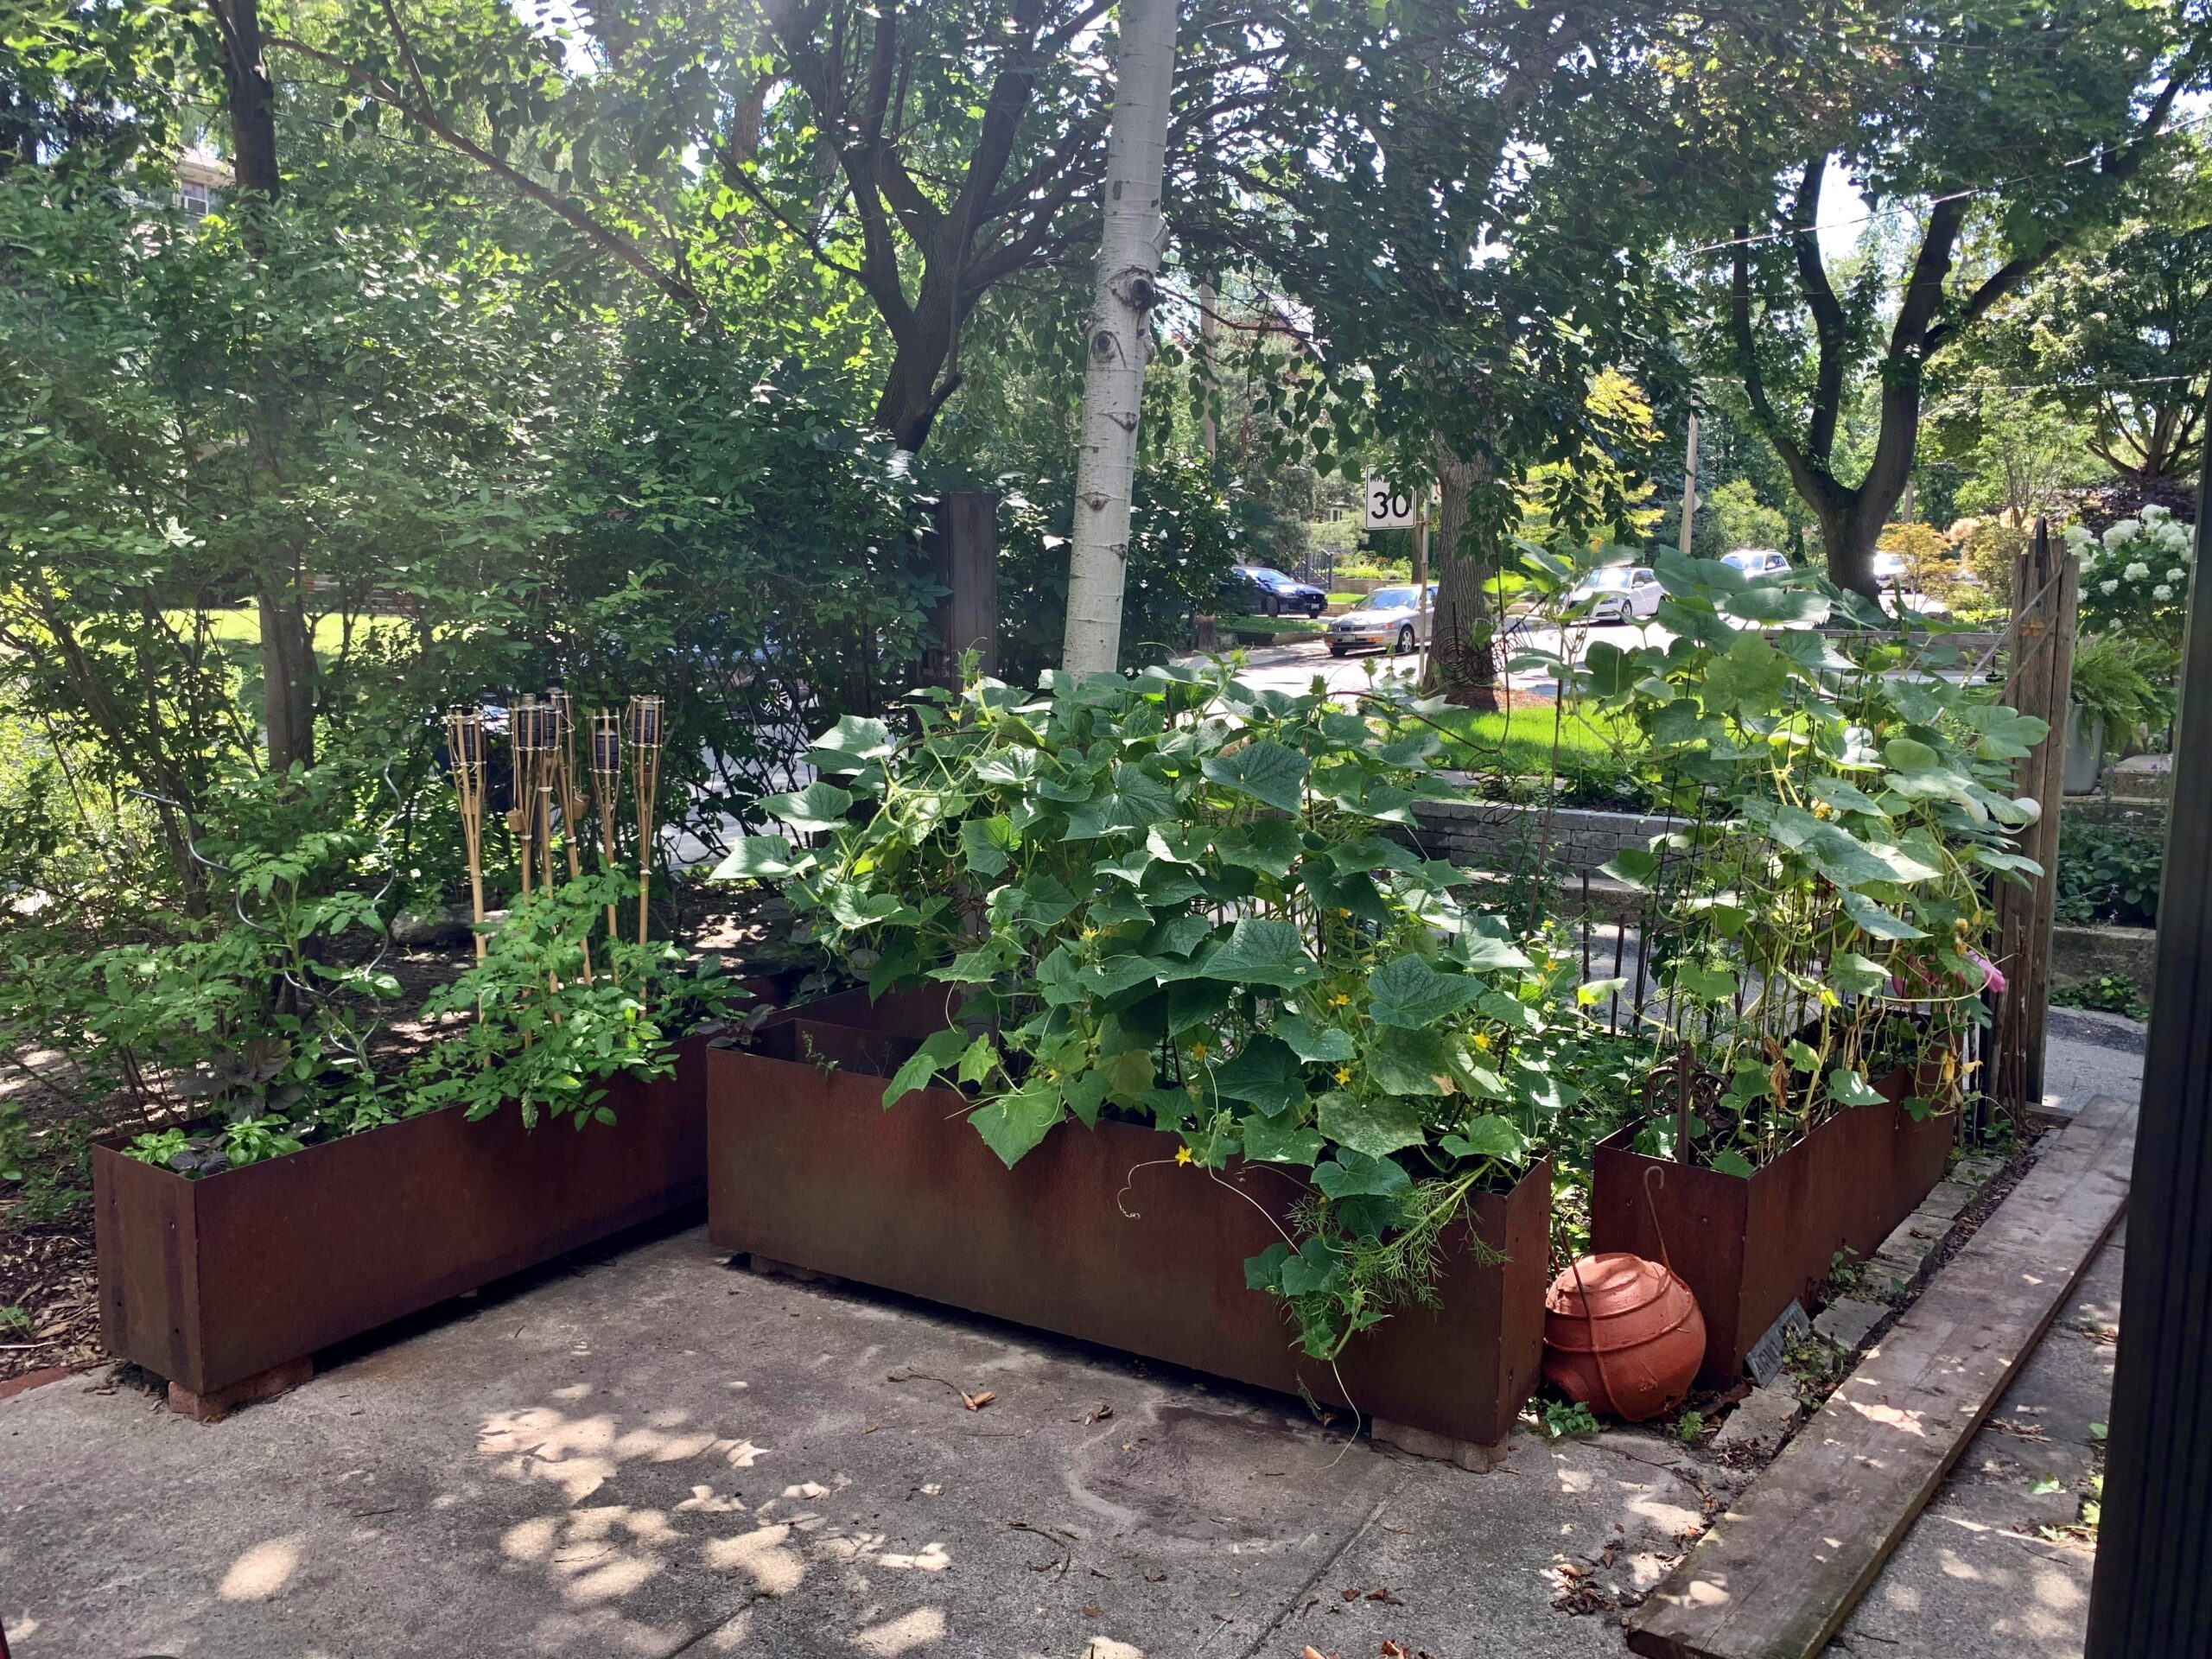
1722 548 1792 578
1569 565 1662 623
1871 550 1916 592
1326 583 1437 657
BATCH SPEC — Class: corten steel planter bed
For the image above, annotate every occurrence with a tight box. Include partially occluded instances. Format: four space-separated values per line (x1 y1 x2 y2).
1591 1063 1956 1387
95 1032 719 1417
708 1017 1552 1449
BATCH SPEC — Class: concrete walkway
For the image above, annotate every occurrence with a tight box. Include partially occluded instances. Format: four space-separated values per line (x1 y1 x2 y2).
2 1018 2143 1659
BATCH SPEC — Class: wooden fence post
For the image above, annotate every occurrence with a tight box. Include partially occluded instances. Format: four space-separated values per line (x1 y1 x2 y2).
1988 517 2079 1127
922 492 998 686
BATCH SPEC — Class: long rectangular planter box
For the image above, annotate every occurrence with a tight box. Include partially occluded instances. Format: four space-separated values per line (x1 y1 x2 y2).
95 1033 718 1405
1591 1065 1956 1386
708 1021 1551 1448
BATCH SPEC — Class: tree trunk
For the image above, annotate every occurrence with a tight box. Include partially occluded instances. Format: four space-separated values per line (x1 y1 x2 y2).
1060 0 1179 677
1424 442 1500 709
215 0 317 772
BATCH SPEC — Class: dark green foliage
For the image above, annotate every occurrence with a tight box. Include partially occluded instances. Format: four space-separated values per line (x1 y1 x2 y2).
2056 820 2164 930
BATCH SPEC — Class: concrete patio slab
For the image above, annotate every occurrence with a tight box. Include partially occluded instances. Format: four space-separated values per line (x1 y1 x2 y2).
3 1223 1702 1659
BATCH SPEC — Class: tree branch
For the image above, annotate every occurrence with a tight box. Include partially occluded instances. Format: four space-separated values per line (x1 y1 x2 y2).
267 36 705 315
1789 157 1848 465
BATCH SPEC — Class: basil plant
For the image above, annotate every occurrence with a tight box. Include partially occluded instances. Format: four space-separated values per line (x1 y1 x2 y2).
1522 546 2045 1172
715 665 1589 1360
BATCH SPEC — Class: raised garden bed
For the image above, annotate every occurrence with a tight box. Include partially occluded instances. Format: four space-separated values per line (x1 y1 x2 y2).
94 1032 719 1417
708 1004 1551 1451
1591 1063 1955 1387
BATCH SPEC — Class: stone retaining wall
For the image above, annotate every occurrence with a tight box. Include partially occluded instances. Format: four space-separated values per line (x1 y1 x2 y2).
1412 796 1681 875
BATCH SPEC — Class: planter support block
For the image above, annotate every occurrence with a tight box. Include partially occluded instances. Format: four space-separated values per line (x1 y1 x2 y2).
1370 1416 1510 1472
167 1357 314 1423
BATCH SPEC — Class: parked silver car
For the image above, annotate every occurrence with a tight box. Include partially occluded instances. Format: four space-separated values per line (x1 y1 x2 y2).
1568 565 1662 623
1326 583 1436 657
1722 548 1791 578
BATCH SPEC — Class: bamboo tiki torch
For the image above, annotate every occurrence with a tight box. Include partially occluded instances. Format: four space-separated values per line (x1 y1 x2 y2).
626 695 664 948
589 709 623 944
548 689 592 984
513 698 561 991
508 694 539 899
444 707 488 964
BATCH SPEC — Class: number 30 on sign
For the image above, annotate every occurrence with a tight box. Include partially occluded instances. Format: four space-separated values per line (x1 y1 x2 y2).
1363 479 1421 530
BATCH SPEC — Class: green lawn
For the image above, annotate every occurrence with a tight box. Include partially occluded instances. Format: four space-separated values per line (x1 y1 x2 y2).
1224 616 1331 639
171 607 412 656
1439 702 1648 810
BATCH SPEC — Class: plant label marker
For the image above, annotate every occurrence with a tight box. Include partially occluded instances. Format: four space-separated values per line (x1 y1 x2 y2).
1743 1302 1810 1388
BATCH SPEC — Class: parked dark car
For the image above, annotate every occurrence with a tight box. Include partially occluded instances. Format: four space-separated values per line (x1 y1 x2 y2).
1226 564 1327 617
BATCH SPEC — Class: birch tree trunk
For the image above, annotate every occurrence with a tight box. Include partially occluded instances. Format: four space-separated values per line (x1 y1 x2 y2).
1060 0 1179 677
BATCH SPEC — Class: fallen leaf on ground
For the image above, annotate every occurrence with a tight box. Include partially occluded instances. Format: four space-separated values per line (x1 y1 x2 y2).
1081 1605 1101 1618
962 1389 995 1411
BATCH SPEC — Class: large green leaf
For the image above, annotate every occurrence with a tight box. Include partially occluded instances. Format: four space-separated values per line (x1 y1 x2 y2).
968 1085 1064 1166
808 715 896 770
710 835 805 880
882 1027 970 1108
1440 1114 1529 1162
758 780 854 833
1079 954 1168 998
1212 817 1304 878
1239 1116 1325 1166
1318 1090 1426 1159
1202 738 1311 813
1311 1147 1414 1200
1719 584 1832 627
1277 1236 1348 1297
1275 1013 1356 1063
1363 1025 1455 1095
1202 917 1320 988
1211 1034 1306 1116
1829 951 1891 995
1065 764 1177 840
1366 954 1484 1027
1701 632 1789 716
958 816 1017 876
1840 889 1926 940
1826 1068 1888 1109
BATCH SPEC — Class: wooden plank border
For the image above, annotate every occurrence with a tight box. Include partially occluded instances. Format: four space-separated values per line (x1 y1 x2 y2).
1625 1091 2135 1659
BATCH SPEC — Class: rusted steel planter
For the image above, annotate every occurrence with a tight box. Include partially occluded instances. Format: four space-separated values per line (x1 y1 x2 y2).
1591 1064 1956 1386
708 1020 1551 1448
95 1033 717 1408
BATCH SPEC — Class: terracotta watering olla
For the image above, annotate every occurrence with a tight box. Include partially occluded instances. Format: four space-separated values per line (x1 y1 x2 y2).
1542 1251 1705 1422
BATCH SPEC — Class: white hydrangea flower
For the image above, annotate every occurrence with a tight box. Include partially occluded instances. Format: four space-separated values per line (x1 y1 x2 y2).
2101 579 2120 594
2155 584 2175 601
2124 561 2151 581
2169 568 2188 583
2104 521 2140 548
2143 505 2171 525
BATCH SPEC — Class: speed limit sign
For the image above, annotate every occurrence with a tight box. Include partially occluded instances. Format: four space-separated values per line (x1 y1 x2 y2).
1363 478 1421 530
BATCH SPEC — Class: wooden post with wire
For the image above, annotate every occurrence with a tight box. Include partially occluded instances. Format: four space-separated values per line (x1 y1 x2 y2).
589 709 624 947
626 696 664 948
443 707 489 964
1987 516 2079 1128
